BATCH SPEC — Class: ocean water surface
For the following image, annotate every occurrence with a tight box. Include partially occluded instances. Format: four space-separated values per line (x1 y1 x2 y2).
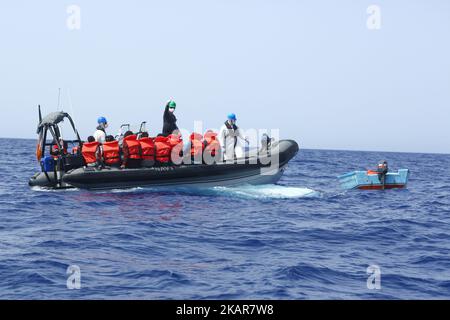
1 138 449 299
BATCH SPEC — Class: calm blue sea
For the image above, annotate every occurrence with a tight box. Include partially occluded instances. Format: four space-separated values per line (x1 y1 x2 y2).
0 138 449 299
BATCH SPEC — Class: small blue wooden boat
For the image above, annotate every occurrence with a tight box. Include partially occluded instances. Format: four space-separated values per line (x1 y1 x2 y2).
337 169 410 190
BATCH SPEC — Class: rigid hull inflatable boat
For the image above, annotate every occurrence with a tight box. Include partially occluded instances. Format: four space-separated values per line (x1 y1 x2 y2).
29 109 299 190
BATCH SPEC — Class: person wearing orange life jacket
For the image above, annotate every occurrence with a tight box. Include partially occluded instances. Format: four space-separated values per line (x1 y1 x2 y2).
203 130 222 163
139 132 155 168
82 136 101 167
154 134 172 164
101 135 121 167
187 132 204 164
167 130 183 164
121 131 142 169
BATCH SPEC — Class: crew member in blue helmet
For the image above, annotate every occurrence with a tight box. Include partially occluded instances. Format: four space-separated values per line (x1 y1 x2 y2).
94 116 108 144
219 113 248 160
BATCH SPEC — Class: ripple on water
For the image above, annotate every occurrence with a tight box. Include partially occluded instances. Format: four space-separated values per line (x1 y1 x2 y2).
1 139 450 299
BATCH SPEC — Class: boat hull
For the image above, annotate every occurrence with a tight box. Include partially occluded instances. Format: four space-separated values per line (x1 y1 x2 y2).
62 163 287 190
337 169 410 190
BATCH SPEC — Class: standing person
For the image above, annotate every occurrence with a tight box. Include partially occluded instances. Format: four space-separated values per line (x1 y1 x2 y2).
94 116 108 144
162 100 179 136
219 113 248 161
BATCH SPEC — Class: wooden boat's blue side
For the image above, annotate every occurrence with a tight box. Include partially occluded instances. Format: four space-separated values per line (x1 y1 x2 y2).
337 169 409 190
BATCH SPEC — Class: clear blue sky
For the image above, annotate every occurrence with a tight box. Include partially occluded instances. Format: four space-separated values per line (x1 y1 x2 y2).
0 0 449 153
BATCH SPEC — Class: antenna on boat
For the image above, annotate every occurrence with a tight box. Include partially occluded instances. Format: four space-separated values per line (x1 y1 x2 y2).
38 105 42 123
67 88 76 122
57 88 62 111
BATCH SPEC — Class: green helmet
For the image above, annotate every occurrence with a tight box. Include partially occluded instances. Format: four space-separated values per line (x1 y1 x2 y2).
167 100 176 109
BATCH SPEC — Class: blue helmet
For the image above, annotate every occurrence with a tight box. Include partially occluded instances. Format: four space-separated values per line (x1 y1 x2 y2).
227 113 237 121
97 116 108 124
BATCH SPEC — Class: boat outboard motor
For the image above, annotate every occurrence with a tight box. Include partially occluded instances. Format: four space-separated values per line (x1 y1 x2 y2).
377 160 389 174
377 160 389 188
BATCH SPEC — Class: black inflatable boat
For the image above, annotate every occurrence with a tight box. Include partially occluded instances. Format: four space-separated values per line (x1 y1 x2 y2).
29 108 299 190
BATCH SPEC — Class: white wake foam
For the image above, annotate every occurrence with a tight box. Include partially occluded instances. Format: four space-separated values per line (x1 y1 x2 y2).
30 186 79 192
213 184 318 199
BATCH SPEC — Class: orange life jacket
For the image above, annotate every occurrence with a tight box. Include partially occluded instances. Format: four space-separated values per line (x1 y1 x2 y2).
154 136 172 163
123 135 142 160
203 131 220 157
168 134 183 159
139 137 155 161
190 132 204 157
82 141 100 165
167 134 183 148
102 141 121 165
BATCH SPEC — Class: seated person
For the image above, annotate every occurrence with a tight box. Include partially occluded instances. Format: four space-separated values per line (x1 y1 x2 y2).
188 132 204 164
82 136 101 167
71 145 79 155
139 132 155 168
203 130 221 164
102 135 121 167
121 131 142 169
154 135 172 164
167 130 183 163
50 138 68 159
